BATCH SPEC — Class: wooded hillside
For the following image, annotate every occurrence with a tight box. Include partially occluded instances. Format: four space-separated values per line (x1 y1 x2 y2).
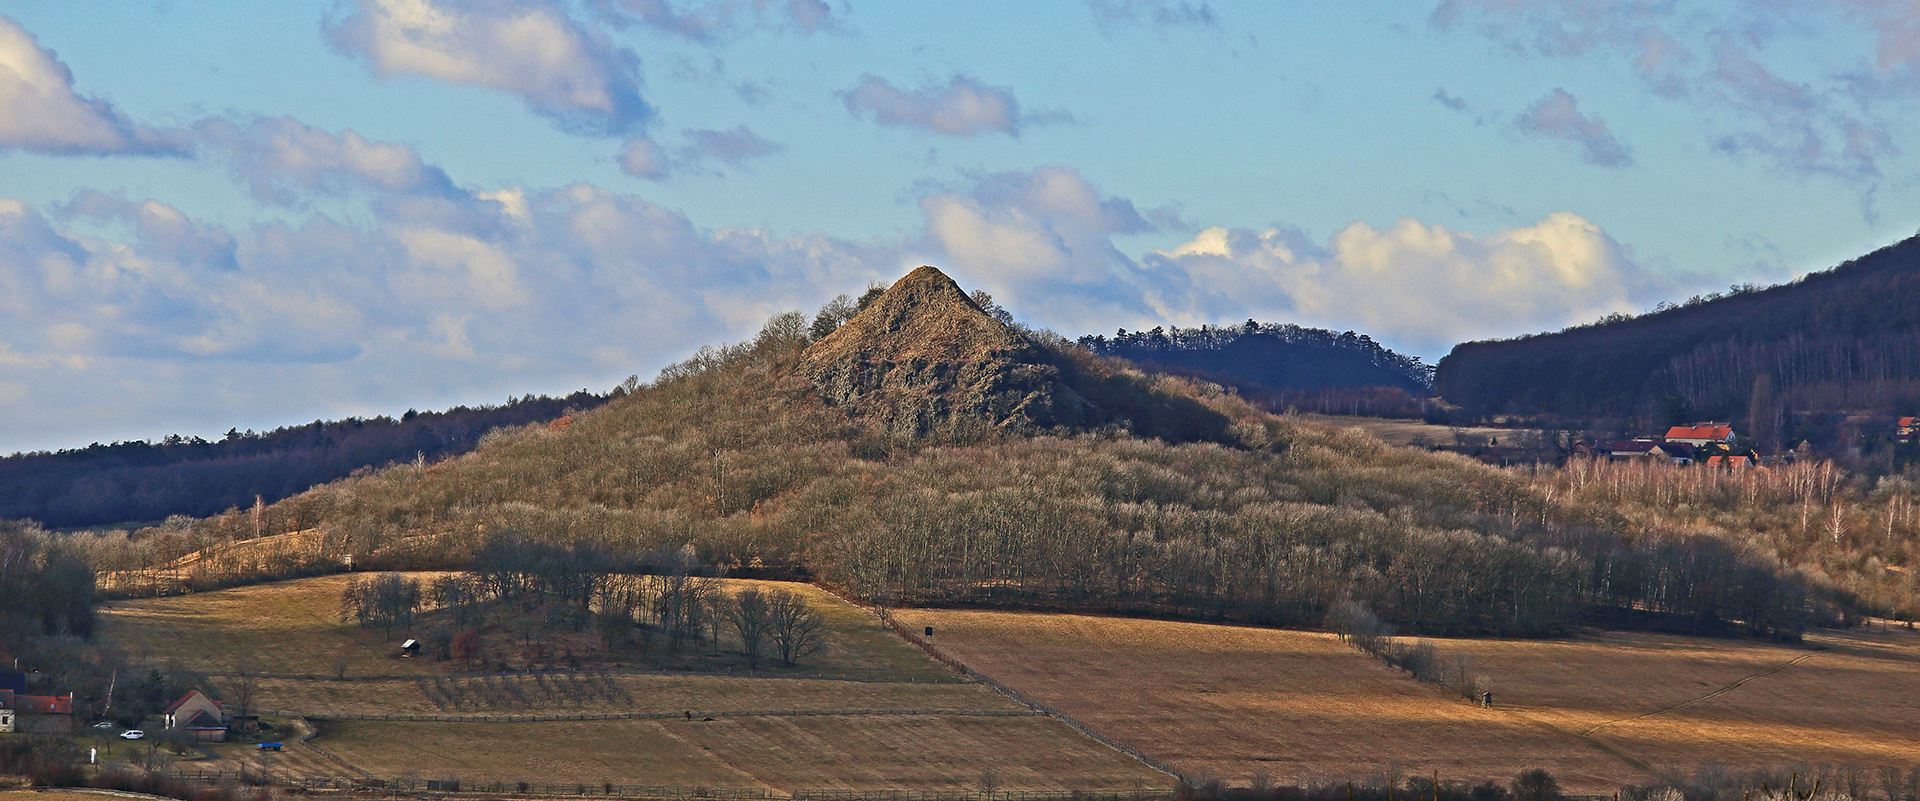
65 267 1854 642
1434 234 1920 434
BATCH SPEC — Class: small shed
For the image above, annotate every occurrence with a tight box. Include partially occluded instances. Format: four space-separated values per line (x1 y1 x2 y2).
401 639 421 658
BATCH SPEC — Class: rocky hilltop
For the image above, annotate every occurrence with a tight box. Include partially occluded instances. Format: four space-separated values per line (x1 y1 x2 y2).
798 266 1097 439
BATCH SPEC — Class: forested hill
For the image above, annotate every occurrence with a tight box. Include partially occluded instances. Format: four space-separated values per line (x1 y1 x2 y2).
0 391 607 529
1434 233 1920 430
93 266 1827 642
1076 322 1434 394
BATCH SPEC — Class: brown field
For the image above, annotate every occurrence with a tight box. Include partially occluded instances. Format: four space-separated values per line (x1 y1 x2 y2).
1443 627 1920 778
98 575 1170 791
311 716 1166 791
888 609 1920 793
252 672 1017 718
95 574 952 682
888 609 1621 790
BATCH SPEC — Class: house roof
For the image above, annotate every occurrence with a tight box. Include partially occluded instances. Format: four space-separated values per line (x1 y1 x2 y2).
12 695 71 714
181 709 223 729
1666 424 1733 440
164 689 219 716
1706 455 1752 467
1901 417 1916 428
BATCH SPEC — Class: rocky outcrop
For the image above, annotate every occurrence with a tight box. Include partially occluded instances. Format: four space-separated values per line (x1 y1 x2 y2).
797 266 1095 439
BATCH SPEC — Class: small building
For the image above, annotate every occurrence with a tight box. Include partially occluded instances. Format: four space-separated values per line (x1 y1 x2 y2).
1665 423 1737 448
1706 454 1753 469
0 689 75 733
1900 417 1916 444
163 690 229 742
400 639 421 658
1600 439 1695 465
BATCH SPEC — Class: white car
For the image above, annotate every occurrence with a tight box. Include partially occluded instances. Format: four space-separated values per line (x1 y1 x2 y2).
91 721 113 729
119 730 144 740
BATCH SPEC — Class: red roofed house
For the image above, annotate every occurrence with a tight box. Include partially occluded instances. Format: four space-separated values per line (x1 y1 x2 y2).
0 689 75 733
1666 423 1737 448
1706 455 1753 469
1900 417 1916 444
164 689 230 742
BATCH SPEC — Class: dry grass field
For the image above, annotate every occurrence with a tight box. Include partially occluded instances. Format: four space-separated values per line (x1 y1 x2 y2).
311 715 1165 791
95 574 951 682
97 575 1172 791
251 672 1016 718
1442 627 1920 779
888 609 1625 791
888 609 1920 793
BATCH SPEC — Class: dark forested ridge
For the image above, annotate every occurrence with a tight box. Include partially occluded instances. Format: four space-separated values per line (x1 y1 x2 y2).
1434 233 1920 432
1078 321 1434 395
0 391 608 529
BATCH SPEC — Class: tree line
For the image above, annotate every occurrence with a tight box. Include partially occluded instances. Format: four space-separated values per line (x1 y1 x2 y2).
338 532 828 669
0 390 608 529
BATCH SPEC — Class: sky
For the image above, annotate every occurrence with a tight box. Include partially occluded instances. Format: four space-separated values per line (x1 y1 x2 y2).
4 0 1920 454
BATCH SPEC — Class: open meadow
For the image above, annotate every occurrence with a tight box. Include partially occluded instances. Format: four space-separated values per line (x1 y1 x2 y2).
887 609 1920 793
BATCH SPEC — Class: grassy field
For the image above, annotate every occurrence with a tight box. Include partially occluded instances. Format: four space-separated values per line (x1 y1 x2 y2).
310 716 1164 791
888 609 1920 793
252 672 1016 718
95 574 952 682
889 609 1618 790
97 575 1171 791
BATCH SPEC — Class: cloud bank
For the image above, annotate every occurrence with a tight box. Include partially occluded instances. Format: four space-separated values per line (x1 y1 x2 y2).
0 14 186 156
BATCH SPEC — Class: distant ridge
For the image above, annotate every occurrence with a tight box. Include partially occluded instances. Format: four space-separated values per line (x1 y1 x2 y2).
1435 233 1920 431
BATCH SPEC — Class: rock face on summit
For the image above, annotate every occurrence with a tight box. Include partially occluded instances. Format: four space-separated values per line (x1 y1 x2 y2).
798 266 1094 439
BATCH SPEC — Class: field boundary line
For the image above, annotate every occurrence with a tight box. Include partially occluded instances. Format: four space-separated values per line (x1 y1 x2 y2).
218 668 967 684
868 611 1190 787
273 708 1041 722
1579 651 1821 736
1489 705 1674 786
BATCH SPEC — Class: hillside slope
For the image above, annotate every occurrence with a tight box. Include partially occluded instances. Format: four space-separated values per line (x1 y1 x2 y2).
88 266 1824 639
1434 234 1920 429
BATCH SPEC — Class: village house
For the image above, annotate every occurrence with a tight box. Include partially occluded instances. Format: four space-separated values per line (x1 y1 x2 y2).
1705 454 1753 469
163 689 230 742
1665 422 1738 448
1900 417 1916 444
1600 439 1695 465
0 689 76 733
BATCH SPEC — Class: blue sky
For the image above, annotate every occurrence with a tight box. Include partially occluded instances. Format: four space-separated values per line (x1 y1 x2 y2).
3 0 1919 453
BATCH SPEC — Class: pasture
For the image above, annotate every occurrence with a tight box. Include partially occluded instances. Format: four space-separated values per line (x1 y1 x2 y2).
888 609 1920 793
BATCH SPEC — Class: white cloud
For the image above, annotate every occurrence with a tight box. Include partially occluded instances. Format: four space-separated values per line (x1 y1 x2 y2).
840 74 1070 138
326 0 652 135
0 14 186 156
1514 88 1633 167
909 166 1660 355
619 136 672 179
196 117 458 204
